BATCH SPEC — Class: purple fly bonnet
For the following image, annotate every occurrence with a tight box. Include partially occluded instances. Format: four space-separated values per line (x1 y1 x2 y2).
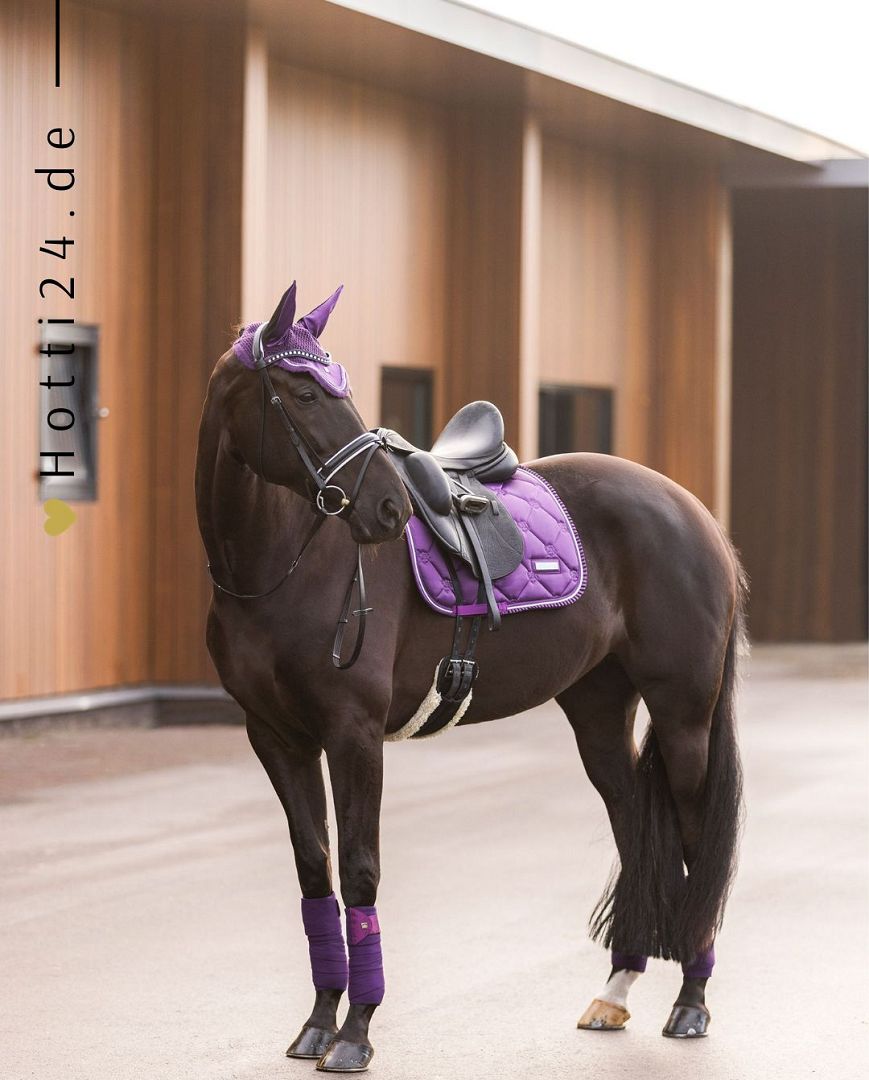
233 281 350 397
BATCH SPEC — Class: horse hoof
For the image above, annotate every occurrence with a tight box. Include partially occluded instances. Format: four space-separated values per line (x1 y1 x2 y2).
286 1025 338 1059
316 1039 374 1072
662 1004 711 1038
577 998 630 1031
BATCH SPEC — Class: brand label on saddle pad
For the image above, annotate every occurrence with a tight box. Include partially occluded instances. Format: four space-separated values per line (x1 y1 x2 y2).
405 467 588 617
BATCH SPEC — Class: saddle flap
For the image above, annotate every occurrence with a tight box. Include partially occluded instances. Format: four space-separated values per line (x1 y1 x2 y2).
387 449 472 563
456 477 524 580
404 452 453 516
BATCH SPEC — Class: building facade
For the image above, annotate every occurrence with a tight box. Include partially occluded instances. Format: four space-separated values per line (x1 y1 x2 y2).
1 0 866 718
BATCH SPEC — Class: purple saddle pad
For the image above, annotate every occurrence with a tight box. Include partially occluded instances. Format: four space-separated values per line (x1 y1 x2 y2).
405 467 588 618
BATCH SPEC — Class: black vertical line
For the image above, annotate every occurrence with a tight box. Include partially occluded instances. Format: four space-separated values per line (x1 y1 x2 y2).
55 0 60 87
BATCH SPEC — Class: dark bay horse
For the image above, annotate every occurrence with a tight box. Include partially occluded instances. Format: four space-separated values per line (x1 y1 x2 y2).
195 283 744 1071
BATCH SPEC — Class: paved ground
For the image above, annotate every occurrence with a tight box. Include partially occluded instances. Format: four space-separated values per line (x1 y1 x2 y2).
1 645 867 1080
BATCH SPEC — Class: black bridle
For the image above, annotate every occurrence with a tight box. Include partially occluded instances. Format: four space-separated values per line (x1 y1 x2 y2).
207 325 388 669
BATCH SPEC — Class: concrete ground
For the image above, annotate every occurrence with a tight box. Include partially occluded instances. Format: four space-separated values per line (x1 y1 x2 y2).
1 645 867 1080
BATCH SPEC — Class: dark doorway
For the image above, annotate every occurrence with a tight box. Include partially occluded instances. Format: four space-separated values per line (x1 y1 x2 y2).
730 187 868 641
538 385 613 457
381 367 433 448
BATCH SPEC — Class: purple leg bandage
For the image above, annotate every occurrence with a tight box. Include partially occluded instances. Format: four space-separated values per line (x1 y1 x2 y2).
611 950 648 973
346 906 385 1005
301 893 348 991
682 944 715 980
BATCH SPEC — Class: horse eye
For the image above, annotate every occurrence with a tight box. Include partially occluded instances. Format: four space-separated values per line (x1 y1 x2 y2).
297 390 317 404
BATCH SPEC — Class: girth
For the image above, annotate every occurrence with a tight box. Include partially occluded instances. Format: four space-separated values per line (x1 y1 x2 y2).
379 402 523 737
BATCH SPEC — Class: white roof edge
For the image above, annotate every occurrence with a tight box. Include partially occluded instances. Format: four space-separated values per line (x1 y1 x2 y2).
327 0 866 162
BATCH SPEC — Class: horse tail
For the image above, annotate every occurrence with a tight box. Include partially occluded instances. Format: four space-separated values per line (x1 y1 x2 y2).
589 562 747 962
675 564 747 959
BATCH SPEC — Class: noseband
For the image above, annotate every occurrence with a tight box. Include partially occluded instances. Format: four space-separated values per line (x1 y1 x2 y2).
207 325 388 669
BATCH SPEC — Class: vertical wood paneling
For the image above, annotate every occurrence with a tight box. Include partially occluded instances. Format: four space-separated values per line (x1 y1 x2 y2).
262 62 450 430
0 0 156 697
518 116 542 462
650 163 724 509
731 188 868 641
241 26 268 322
445 107 524 442
150 14 244 684
538 143 724 505
1 1 245 697
6 2 856 706
538 136 656 465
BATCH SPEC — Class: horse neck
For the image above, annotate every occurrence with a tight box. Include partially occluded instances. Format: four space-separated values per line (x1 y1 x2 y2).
195 397 308 595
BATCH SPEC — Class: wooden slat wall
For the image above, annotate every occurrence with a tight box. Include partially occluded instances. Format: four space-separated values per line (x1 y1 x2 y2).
0 0 156 698
538 139 725 507
150 14 245 684
0 1 245 697
445 107 524 442
262 61 451 430
539 137 655 465
650 163 724 509
9 3 853 705
731 188 868 641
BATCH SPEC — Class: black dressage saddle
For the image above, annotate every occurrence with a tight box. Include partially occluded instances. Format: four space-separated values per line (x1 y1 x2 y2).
380 401 524 630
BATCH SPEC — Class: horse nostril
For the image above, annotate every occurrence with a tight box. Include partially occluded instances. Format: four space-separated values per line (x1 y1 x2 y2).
377 497 401 529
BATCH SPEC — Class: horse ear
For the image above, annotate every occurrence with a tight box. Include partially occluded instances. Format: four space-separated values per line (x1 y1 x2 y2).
298 284 343 338
262 281 297 343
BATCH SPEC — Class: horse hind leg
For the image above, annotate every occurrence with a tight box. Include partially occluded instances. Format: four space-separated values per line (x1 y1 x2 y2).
622 612 743 1038
556 657 646 1032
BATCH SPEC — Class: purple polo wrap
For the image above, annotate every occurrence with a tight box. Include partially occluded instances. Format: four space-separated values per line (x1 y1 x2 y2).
301 893 348 991
233 321 350 398
610 946 715 977
346 906 384 1005
611 950 648 973
682 944 715 979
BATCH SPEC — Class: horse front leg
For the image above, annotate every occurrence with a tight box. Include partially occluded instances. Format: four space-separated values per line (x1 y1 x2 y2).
317 721 385 1073
245 713 346 1060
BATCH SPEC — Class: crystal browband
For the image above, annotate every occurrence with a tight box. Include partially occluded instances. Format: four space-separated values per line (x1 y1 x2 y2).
263 348 333 366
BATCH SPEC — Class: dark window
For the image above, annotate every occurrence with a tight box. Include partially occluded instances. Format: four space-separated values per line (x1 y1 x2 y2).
538 385 613 457
381 367 433 448
39 323 100 501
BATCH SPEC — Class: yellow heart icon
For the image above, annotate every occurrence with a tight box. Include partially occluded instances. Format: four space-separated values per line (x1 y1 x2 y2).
43 498 76 536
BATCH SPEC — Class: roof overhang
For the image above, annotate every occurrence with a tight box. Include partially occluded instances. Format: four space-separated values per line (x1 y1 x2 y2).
325 0 865 163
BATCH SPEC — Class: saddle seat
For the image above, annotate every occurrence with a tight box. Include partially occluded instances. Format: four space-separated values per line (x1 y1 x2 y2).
429 401 518 483
380 401 524 630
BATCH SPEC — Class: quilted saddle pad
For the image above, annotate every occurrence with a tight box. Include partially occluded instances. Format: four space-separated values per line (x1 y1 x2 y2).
405 467 588 618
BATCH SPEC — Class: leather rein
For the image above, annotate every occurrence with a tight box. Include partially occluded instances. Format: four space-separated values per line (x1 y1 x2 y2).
206 325 387 670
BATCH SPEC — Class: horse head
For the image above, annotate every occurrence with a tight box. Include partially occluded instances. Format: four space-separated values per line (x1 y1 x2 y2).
224 282 411 544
